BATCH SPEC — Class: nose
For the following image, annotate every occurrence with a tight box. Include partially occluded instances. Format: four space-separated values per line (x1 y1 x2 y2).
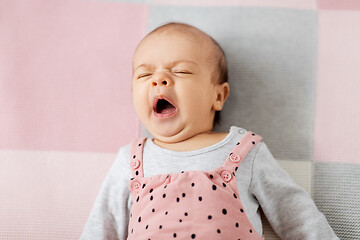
151 72 171 87
152 79 168 87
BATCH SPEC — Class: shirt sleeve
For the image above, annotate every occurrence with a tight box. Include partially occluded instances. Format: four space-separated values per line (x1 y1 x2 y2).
249 142 339 240
80 147 131 240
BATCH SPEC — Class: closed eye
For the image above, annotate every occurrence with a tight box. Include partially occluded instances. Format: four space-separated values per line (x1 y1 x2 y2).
138 73 152 79
173 71 192 75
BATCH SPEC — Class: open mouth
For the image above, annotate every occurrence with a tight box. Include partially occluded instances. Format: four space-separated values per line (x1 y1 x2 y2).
153 97 177 117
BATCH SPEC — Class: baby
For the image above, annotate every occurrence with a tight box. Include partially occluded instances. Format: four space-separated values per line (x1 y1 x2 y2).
81 23 338 240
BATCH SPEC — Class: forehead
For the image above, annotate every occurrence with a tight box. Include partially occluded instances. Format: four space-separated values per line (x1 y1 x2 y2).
133 30 213 66
141 26 209 49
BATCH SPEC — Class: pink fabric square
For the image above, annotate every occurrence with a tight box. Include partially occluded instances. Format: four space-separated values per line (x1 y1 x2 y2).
152 0 316 9
0 0 148 153
0 150 116 240
318 0 360 10
314 11 360 164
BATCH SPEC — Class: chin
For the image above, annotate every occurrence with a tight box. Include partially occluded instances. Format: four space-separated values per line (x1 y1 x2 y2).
150 124 186 143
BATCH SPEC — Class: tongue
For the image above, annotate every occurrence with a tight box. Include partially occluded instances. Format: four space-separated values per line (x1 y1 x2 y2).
159 103 176 114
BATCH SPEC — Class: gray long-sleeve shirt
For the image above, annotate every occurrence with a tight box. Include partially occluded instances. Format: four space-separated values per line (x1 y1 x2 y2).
80 126 338 240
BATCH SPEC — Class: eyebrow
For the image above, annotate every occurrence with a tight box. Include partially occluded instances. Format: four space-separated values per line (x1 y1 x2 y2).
134 60 198 71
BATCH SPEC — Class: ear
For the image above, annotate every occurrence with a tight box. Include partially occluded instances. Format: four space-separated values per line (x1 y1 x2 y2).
212 82 230 111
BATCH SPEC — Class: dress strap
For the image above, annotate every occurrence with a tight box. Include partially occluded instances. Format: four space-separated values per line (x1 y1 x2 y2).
129 137 147 178
223 131 263 171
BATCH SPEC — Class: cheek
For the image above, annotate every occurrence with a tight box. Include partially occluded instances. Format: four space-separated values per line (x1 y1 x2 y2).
182 86 212 112
132 84 148 112
132 81 146 96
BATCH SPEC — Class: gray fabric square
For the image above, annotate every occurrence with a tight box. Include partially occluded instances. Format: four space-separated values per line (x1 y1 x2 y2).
148 6 317 160
313 162 360 239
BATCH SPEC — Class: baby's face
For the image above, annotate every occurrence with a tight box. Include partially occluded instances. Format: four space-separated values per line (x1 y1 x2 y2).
132 31 223 143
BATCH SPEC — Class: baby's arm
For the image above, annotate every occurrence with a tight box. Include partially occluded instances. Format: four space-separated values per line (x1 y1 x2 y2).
250 142 339 240
80 147 131 240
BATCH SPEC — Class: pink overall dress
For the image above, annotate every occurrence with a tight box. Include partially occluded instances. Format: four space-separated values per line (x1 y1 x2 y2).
127 131 265 240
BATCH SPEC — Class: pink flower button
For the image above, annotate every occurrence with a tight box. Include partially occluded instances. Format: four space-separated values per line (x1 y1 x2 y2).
221 170 232 182
131 181 141 191
229 154 240 163
131 160 140 170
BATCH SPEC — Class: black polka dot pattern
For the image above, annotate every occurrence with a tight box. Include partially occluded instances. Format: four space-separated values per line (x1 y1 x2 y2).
127 132 263 239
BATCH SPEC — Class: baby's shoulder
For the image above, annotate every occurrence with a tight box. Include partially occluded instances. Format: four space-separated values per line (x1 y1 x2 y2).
106 143 132 178
118 142 131 157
